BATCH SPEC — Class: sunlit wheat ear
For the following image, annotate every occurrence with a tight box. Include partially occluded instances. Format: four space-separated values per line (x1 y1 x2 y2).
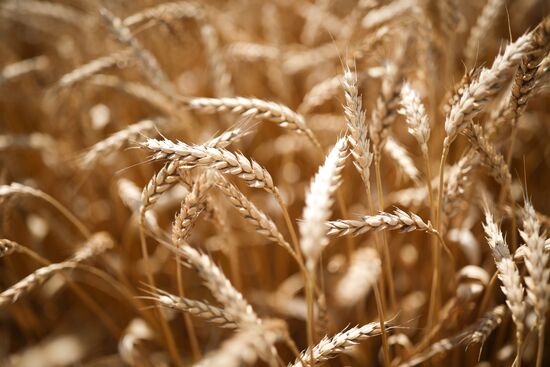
0 0 89 27
299 137 348 270
335 246 381 307
194 319 287 367
200 22 234 98
216 176 294 256
142 288 237 329
489 16 550 135
79 118 166 169
464 0 505 66
370 60 403 155
482 207 525 343
172 170 216 243
290 321 387 367
0 232 113 306
100 8 175 96
384 137 420 183
444 20 543 146
327 208 435 237
519 200 550 325
170 243 259 326
141 138 277 194
184 96 321 150
342 66 373 190
56 49 133 89
361 0 412 30
87 75 179 116
122 1 205 28
139 127 246 217
401 305 506 367
399 83 430 154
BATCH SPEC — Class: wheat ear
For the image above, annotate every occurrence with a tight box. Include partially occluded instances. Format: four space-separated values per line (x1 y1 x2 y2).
290 321 386 367
327 208 435 237
0 232 113 306
184 96 321 151
142 288 237 329
168 242 259 326
122 1 204 28
216 176 294 257
335 247 381 306
56 49 132 89
172 171 216 243
343 66 373 191
300 137 348 269
482 206 525 359
79 118 165 168
0 55 48 85
100 8 176 96
519 199 550 367
142 138 277 194
194 319 287 367
464 0 505 66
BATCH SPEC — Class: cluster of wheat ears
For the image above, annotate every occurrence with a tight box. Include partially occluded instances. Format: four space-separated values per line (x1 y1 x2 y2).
1 0 550 366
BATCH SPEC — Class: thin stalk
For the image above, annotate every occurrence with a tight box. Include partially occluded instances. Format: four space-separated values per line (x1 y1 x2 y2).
374 153 396 311
305 264 316 361
429 142 449 334
38 192 91 239
14 246 120 337
513 333 523 367
374 282 391 367
176 258 202 361
536 323 545 367
138 216 183 366
274 190 302 265
424 146 441 328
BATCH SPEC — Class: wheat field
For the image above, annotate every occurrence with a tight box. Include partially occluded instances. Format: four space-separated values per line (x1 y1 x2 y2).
1 0 550 366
